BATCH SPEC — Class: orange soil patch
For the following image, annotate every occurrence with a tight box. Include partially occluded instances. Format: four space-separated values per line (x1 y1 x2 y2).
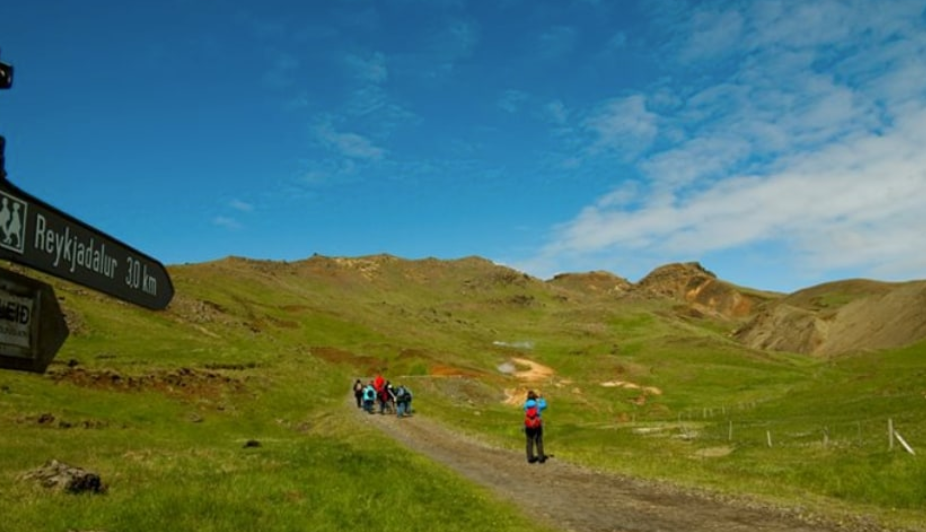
502 357 556 405
510 357 554 381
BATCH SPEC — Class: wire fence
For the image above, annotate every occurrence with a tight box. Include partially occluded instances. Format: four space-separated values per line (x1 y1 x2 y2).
630 398 924 456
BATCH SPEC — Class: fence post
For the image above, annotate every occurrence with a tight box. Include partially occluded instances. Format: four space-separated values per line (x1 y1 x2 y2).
767 430 773 448
894 430 916 456
823 426 829 449
888 418 894 451
728 420 733 442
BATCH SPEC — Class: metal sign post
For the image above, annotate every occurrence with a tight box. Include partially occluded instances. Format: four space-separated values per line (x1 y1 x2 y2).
0 51 11 90
0 50 172 372
0 49 173 310
1 48 12 181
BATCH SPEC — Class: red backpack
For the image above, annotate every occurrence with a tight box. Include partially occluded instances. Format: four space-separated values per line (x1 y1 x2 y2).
525 405 542 429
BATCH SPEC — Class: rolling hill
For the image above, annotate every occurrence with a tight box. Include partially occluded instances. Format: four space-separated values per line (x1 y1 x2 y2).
3 255 926 531
41 254 926 365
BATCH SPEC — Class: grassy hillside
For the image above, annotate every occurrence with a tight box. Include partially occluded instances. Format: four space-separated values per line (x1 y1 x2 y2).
1 256 924 531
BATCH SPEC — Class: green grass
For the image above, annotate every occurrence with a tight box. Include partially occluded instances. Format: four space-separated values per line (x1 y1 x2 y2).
411 330 926 529
2 432 549 532
2 257 925 531
0 366 556 532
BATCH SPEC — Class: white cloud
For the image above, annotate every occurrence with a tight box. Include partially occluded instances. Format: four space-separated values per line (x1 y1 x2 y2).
229 199 254 212
523 0 926 287
641 134 752 189
537 106 926 282
543 99 569 125
582 95 658 159
314 123 385 161
680 6 744 61
213 216 242 230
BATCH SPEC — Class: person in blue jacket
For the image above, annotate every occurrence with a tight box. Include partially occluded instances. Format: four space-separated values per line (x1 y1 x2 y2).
362 383 377 414
523 390 548 463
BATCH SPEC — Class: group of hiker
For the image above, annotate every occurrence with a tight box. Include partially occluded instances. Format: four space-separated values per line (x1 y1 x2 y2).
353 374 414 417
352 376 550 464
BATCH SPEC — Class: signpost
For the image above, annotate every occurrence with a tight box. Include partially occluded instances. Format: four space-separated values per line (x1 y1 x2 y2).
0 178 174 310
0 49 174 372
0 267 68 373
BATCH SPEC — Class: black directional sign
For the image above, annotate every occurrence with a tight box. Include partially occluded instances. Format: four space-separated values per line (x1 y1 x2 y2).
0 178 174 310
0 267 69 373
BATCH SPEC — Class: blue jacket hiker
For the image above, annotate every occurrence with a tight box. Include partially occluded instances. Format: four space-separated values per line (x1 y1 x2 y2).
394 384 413 417
362 383 377 414
523 390 548 464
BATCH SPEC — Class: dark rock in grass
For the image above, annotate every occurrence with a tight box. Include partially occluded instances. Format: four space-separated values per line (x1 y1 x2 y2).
23 460 107 494
243 439 261 448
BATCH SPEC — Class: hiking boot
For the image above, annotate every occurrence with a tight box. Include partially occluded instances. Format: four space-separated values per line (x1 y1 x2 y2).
528 457 538 464
538 456 547 463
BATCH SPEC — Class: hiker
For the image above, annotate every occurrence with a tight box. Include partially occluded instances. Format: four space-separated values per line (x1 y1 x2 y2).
362 382 377 414
523 390 548 464
379 381 396 414
394 384 413 417
352 379 364 408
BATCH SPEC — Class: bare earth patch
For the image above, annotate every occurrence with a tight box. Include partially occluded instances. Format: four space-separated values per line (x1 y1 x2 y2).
601 380 664 395
46 366 247 402
500 357 556 405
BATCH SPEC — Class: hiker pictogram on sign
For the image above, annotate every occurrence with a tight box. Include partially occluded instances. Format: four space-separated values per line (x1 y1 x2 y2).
0 193 27 254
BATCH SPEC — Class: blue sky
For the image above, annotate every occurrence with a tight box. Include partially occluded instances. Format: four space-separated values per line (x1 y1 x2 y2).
2 0 925 293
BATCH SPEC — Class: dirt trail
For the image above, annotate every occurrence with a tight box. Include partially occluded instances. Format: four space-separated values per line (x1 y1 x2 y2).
351 399 885 532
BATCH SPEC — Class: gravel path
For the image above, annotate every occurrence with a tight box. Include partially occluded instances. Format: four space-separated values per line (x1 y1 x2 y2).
352 402 894 532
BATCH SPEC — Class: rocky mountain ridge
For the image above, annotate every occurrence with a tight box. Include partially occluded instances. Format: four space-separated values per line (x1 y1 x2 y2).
188 255 926 357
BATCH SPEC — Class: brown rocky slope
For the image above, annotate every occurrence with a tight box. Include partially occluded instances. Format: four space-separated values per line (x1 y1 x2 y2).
551 261 926 357
734 279 926 356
